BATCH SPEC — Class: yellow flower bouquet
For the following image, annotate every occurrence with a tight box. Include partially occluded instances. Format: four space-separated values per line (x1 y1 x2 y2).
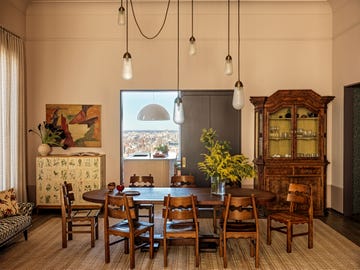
197 128 255 183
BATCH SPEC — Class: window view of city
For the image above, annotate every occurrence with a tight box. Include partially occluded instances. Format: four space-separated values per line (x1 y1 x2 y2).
121 91 180 158
123 130 179 157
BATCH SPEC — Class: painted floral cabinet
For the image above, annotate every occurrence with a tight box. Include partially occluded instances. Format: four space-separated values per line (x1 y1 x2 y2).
36 154 106 208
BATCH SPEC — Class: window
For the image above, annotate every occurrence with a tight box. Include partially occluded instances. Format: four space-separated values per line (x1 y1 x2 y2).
121 91 180 158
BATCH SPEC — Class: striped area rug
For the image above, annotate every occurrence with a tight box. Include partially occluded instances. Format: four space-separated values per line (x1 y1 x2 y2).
0 215 359 270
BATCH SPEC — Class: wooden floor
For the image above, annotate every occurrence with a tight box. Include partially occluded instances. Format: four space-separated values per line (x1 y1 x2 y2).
33 208 360 247
319 209 360 247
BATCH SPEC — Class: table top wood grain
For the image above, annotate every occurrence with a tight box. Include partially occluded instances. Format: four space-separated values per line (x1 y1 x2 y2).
82 187 275 206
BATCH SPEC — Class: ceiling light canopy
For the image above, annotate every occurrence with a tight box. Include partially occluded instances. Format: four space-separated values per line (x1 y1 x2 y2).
137 104 170 121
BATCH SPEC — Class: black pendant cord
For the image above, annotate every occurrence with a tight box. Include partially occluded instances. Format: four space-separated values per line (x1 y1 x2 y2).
177 0 180 97
227 0 230 56
237 0 240 81
125 0 129 53
191 0 194 37
130 0 171 40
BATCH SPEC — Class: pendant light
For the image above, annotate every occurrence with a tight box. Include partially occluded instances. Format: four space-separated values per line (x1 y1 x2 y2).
232 0 245 110
137 104 170 121
189 0 196 55
173 0 185 125
224 0 233 75
118 0 125 25
122 0 132 80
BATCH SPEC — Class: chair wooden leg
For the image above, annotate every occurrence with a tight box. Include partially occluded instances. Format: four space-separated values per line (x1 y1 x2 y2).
308 221 313 249
255 238 259 268
286 222 292 253
62 220 67 248
68 222 72 240
267 216 272 245
213 207 217 234
149 227 154 259
23 230 28 241
223 237 228 268
149 206 154 223
250 239 255 257
124 238 129 254
95 217 99 240
219 232 224 257
129 235 135 269
195 236 199 267
104 232 110 263
163 238 168 267
90 219 95 248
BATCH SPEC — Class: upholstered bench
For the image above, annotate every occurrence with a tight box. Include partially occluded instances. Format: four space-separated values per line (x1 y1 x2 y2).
0 188 34 247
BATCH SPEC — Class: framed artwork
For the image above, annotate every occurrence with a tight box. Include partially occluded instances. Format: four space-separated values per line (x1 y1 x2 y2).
46 104 101 147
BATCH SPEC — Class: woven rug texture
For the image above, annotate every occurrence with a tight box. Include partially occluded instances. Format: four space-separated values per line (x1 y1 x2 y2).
0 214 359 270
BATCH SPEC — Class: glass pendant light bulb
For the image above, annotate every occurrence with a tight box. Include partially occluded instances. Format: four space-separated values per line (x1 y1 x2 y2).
118 6 125 25
224 55 233 75
232 80 244 110
173 96 185 124
122 52 132 80
189 36 196 55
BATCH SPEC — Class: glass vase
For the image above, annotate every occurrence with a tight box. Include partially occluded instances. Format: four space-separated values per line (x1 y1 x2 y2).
211 176 225 195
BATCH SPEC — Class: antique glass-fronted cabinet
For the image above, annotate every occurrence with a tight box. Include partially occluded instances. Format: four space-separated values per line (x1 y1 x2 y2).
250 90 334 216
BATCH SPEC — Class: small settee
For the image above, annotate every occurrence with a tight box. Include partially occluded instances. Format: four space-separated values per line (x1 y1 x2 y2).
0 188 34 247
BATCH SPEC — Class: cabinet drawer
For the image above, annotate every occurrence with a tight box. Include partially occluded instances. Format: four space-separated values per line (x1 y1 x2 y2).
265 167 293 175
294 167 321 175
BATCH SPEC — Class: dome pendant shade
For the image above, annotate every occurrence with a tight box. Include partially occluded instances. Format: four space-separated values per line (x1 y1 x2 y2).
137 104 170 121
232 80 245 110
173 97 184 124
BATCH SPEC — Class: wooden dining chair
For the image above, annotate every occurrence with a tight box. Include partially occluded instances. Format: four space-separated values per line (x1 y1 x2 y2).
170 175 218 234
129 174 155 223
163 194 200 267
218 194 259 268
170 175 196 187
60 181 100 248
267 183 313 253
104 193 154 269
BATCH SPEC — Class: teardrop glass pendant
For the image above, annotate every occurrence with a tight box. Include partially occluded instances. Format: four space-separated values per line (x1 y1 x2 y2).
173 97 184 124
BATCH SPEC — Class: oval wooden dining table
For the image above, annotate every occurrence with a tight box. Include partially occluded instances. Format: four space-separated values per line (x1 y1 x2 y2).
83 186 275 251
82 186 275 207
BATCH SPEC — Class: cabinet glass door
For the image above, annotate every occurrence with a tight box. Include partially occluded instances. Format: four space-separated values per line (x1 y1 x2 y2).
268 107 292 158
296 107 319 158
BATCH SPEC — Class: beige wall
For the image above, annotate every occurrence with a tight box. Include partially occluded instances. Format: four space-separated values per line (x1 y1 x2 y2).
3 1 339 207
329 0 360 212
0 0 27 37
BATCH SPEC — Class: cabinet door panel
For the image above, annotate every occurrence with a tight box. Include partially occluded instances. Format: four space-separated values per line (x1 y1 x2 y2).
181 91 241 187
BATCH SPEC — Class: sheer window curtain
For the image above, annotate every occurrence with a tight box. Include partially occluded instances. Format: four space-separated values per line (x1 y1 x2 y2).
0 26 27 201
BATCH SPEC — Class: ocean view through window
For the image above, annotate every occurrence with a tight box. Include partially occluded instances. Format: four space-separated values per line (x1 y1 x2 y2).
121 91 180 158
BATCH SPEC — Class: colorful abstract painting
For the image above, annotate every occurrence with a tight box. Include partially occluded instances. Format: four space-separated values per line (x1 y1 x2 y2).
46 104 101 147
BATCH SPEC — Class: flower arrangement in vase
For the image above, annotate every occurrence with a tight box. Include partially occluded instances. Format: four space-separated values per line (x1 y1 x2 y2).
197 128 255 194
28 121 68 156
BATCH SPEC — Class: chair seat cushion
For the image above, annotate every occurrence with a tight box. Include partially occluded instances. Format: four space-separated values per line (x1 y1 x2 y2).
70 209 100 218
220 220 257 232
109 220 153 233
0 215 31 242
270 212 310 224
165 221 197 233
